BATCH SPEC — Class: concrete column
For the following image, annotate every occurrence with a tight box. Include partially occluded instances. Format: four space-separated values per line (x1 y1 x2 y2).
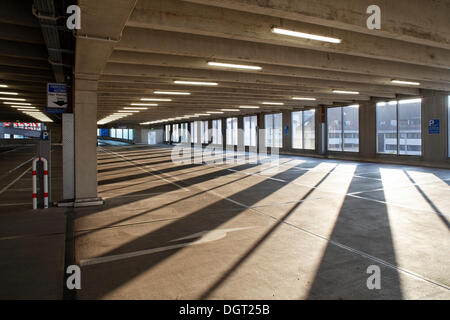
47 123 62 144
74 79 99 201
315 106 329 155
257 113 265 152
134 127 149 144
207 119 213 144
359 102 377 159
221 118 227 151
237 115 244 152
422 94 449 163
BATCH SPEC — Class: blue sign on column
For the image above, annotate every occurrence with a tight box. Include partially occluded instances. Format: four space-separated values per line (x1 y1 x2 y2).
47 83 68 114
428 119 440 134
40 131 49 140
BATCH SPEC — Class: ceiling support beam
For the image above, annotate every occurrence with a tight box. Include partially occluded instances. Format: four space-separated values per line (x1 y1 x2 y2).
182 0 450 50
116 28 450 83
129 0 450 69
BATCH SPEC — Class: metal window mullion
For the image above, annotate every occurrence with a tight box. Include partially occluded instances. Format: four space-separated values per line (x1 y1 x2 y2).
302 111 305 150
341 107 344 152
396 103 399 155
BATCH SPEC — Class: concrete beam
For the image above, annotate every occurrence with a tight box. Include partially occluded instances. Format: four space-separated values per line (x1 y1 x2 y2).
0 65 53 80
0 39 48 60
0 56 52 70
98 75 400 100
98 92 365 102
97 80 387 98
0 23 44 44
182 0 450 50
116 28 450 83
75 0 138 79
129 0 450 69
110 51 450 91
102 62 420 96
0 1 40 28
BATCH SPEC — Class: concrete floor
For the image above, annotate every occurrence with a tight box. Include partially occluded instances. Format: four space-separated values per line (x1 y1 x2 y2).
0 144 449 299
75 145 449 299
0 145 66 299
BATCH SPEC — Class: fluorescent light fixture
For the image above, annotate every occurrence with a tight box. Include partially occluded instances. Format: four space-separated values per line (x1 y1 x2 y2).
124 107 148 110
17 108 37 111
332 90 359 95
292 97 316 101
0 92 18 95
391 80 421 86
22 111 53 122
271 27 341 44
154 91 191 95
239 105 260 109
398 98 422 105
140 98 172 102
208 61 262 70
130 103 158 106
195 114 211 116
0 97 26 101
10 106 36 109
0 84 7 88
3 102 31 105
118 110 139 113
221 109 240 112
207 111 224 114
174 80 218 86
262 102 284 105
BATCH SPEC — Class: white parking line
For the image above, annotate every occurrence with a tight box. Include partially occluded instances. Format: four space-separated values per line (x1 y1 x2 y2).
0 167 31 196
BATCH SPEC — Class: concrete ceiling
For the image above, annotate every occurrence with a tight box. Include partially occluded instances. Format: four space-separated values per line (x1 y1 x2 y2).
0 0 75 122
88 0 450 126
8 0 450 125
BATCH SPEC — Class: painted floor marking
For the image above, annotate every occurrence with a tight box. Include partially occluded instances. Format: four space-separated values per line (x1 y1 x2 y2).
80 227 256 266
0 167 31 196
99 147 190 192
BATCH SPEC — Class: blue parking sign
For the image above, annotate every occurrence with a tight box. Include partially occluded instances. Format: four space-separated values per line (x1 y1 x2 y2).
40 131 49 141
428 119 440 134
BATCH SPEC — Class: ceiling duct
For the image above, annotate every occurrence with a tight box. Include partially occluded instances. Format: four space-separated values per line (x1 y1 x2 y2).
32 0 67 83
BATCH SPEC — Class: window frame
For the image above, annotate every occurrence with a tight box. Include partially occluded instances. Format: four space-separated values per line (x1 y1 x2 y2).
243 115 257 147
264 113 283 148
327 105 360 153
226 117 238 146
376 99 422 157
291 109 315 151
212 119 223 145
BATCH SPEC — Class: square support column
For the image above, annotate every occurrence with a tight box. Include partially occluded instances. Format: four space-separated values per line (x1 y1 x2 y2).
74 79 100 201
359 102 377 159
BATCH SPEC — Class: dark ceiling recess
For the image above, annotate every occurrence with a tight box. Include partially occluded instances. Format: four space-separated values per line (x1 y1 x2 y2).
0 0 75 122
